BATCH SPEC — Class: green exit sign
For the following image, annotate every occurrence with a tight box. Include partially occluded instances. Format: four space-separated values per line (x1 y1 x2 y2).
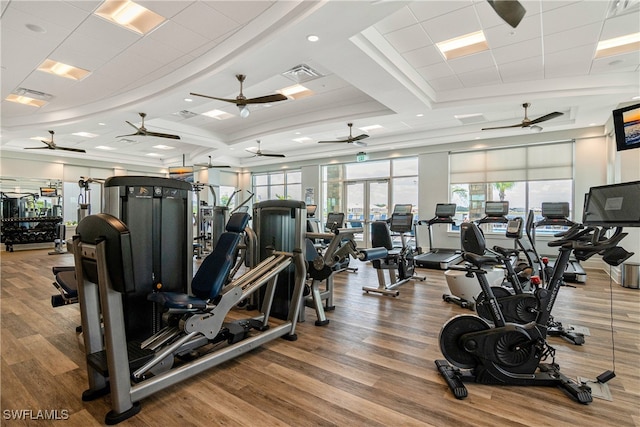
356 152 368 162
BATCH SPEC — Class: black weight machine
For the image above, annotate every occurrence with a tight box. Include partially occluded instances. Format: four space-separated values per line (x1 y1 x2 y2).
74 206 307 424
435 181 638 403
363 205 426 296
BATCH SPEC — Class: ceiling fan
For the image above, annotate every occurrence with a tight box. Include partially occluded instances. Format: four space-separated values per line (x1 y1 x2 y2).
245 140 285 158
487 0 526 28
24 130 86 153
193 156 230 169
318 123 369 147
117 112 181 139
190 74 288 118
482 103 564 132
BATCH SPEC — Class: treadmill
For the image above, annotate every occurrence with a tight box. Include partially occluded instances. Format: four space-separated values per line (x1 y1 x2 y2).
477 201 509 227
414 203 462 269
533 202 587 283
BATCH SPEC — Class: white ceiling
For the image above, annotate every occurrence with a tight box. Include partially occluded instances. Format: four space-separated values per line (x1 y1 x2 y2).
1 0 639 171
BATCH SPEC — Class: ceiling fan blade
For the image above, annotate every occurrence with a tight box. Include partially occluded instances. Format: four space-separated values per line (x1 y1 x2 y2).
529 111 564 125
24 146 50 150
481 123 526 130
125 120 140 131
243 94 288 104
318 140 347 144
487 0 526 28
144 131 181 140
351 134 369 142
57 147 87 153
116 132 141 138
189 92 237 103
194 163 230 168
260 153 286 158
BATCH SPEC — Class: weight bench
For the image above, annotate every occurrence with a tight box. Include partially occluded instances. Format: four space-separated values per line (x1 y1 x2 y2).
51 265 78 307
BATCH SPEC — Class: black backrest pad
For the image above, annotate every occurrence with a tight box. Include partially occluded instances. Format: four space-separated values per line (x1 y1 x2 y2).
191 232 242 300
460 222 486 255
226 212 250 233
76 213 135 294
371 221 393 250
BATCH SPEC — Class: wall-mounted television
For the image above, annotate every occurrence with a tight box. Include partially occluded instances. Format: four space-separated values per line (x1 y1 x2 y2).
168 166 194 183
613 103 640 152
40 187 58 197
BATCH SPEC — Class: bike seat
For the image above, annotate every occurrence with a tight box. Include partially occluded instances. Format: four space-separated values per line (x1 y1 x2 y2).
463 252 500 268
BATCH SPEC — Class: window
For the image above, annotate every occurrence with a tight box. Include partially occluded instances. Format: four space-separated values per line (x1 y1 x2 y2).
252 170 302 202
449 142 574 233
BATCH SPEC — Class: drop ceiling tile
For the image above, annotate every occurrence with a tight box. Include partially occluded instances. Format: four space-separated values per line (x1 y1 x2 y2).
136 0 194 19
75 15 140 51
484 14 541 48
600 10 640 40
498 57 544 83
545 44 593 77
417 61 454 81
374 6 418 35
420 5 481 43
542 1 610 35
148 20 209 54
541 1 581 12
51 31 123 70
402 44 442 69
428 75 463 91
63 1 102 13
207 1 273 25
11 0 89 30
591 51 640 74
409 1 472 22
170 2 239 40
447 50 495 74
127 36 186 65
383 23 431 53
543 22 601 54
492 37 542 65
458 66 501 87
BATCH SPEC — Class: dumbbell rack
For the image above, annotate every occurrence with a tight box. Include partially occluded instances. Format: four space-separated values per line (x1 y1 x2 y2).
1 216 62 252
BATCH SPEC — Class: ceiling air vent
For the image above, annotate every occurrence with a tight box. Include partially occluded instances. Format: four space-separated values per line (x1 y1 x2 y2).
14 87 53 101
282 64 323 83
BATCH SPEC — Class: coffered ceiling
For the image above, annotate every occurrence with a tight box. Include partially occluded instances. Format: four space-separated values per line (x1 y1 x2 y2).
1 0 638 170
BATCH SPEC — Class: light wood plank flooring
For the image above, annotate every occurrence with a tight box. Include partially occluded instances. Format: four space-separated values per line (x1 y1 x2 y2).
1 248 639 426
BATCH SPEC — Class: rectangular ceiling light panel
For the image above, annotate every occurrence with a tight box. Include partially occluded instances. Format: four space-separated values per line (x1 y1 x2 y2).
94 0 166 35
595 32 640 58
38 59 91 80
436 31 489 60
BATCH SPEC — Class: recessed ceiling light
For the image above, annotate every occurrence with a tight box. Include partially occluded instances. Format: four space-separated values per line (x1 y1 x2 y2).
94 0 166 35
38 59 90 80
632 95 640 100
589 123 597 126
152 144 174 150
98 122 106 126
416 113 424 117
95 145 116 150
5 94 47 107
436 31 488 60
359 124 383 132
293 137 312 143
146 153 162 157
72 132 98 138
595 32 640 58
184 98 193 102
307 34 319 42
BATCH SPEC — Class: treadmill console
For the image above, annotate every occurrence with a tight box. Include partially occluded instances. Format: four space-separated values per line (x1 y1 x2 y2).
537 202 574 227
389 213 414 233
477 201 509 224
506 217 524 239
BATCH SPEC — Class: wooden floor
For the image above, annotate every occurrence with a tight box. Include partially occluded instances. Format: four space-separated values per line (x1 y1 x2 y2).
1 247 639 426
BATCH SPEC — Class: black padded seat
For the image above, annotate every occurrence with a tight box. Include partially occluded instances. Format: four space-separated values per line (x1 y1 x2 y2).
148 212 250 310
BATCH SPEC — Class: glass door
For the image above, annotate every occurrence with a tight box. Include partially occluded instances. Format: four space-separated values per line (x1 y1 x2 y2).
345 180 389 246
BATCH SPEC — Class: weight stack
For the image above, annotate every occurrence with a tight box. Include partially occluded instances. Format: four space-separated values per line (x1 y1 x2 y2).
103 176 193 341
253 200 305 319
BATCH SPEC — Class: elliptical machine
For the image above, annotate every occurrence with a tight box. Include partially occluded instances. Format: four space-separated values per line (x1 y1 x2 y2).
435 182 638 402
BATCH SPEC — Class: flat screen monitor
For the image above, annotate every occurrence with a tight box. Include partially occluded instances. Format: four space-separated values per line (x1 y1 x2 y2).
613 103 640 152
393 204 412 214
326 212 345 229
485 201 508 217
583 181 640 227
40 187 58 197
168 166 194 183
541 202 569 219
306 204 317 217
435 203 456 218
